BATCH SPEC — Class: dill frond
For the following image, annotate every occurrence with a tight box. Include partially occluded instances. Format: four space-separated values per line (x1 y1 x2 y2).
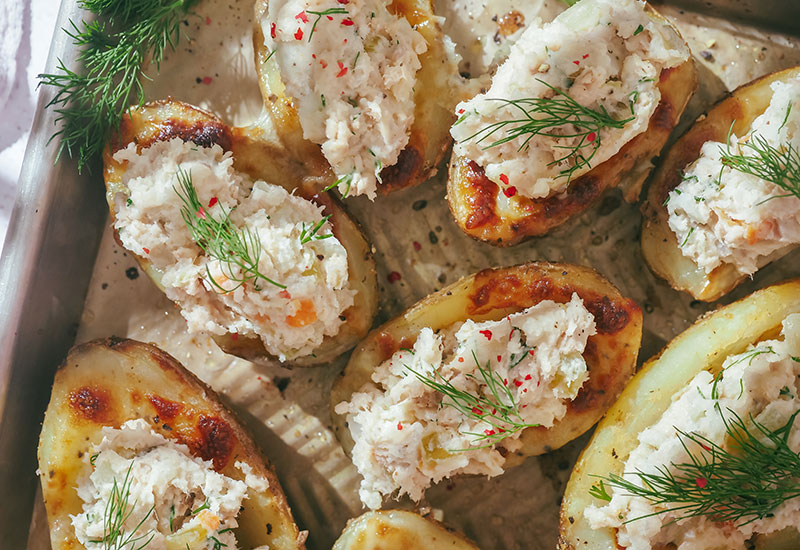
173 167 285 292
39 0 194 172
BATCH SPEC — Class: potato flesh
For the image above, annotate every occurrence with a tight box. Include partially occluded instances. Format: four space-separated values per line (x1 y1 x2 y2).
37 338 303 550
331 262 643 473
558 279 800 550
641 66 800 301
102 99 378 367
332 510 478 550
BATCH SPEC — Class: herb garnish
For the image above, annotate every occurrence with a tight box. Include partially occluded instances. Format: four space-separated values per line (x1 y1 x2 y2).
406 350 539 450
306 8 349 41
88 463 155 550
324 172 355 198
39 0 194 172
590 407 800 526
462 79 634 182
718 119 800 202
174 167 286 292
300 215 333 244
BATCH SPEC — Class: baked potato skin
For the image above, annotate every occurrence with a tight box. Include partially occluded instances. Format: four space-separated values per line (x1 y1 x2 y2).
558 279 800 550
103 99 378 367
332 510 478 550
252 0 458 195
447 28 697 246
38 338 305 550
641 66 800 302
330 262 643 467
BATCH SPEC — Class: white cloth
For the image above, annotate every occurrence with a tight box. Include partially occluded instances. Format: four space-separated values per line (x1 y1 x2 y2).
0 0 59 251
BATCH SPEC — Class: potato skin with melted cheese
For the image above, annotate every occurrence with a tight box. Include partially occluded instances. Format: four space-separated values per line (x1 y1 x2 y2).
331 262 643 468
252 0 459 195
558 279 800 550
332 510 478 550
37 338 305 550
641 66 800 302
446 8 697 246
103 99 378 367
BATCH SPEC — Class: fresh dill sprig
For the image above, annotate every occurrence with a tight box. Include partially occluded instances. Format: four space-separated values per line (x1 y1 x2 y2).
300 215 333 244
589 407 800 526
306 8 349 41
38 0 194 172
324 172 355 198
710 346 774 400
173 167 286 292
718 120 800 202
88 462 155 550
405 350 539 450
462 79 635 182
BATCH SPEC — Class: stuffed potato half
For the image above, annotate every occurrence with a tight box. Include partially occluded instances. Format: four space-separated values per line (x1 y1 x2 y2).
641 66 800 302
558 279 800 550
252 0 459 196
332 510 478 550
38 338 304 550
331 262 643 467
446 2 697 246
103 99 378 367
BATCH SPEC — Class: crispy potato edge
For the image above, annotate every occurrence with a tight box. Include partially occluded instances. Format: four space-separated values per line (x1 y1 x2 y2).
446 10 698 246
102 99 378 367
641 65 800 301
330 261 642 468
37 337 304 550
558 278 800 550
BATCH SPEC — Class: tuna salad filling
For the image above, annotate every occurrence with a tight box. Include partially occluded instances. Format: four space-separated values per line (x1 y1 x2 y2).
450 0 689 199
585 313 800 550
335 294 596 509
263 0 427 199
71 419 270 550
113 138 355 362
667 78 800 276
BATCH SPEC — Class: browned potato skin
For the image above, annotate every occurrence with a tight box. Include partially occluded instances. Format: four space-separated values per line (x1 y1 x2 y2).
558 279 800 550
641 66 800 301
252 0 459 195
103 100 378 367
447 20 697 246
331 262 643 468
332 510 478 550
38 338 305 550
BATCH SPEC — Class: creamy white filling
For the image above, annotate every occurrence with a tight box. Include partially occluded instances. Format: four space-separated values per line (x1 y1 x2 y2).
335 294 596 509
113 138 355 362
667 78 800 275
71 419 270 550
585 314 800 550
450 0 688 199
263 0 427 199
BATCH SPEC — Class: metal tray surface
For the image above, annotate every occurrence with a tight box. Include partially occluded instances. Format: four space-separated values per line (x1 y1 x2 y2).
3 0 800 548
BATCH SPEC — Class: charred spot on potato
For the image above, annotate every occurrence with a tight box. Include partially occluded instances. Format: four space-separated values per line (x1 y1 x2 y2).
154 119 232 151
379 146 423 193
147 394 184 421
463 161 499 230
498 11 525 37
585 296 633 334
192 415 235 471
68 386 113 423
376 332 415 361
543 176 602 218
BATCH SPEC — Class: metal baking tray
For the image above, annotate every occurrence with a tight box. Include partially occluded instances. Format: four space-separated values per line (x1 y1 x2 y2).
3 0 800 548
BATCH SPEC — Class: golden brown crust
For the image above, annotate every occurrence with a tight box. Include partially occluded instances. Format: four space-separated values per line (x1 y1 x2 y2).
330 261 642 468
252 0 459 195
102 99 378 367
641 65 800 301
558 279 800 549
38 338 305 550
446 15 698 246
